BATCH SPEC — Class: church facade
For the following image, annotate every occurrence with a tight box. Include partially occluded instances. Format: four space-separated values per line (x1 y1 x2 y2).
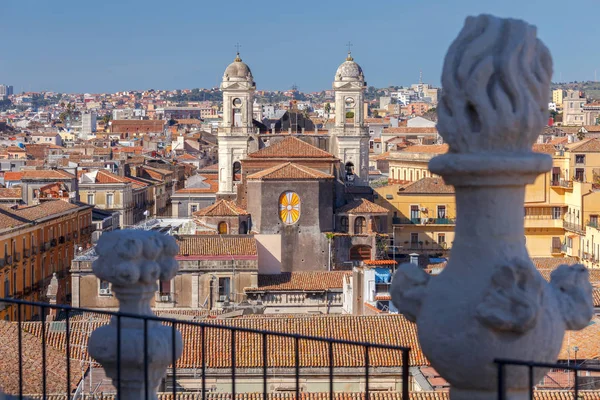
204 52 389 271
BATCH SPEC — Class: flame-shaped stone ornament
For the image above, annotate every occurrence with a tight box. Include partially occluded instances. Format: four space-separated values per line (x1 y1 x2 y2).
390 14 593 400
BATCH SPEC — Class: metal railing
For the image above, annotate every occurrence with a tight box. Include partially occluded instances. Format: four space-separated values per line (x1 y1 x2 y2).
0 298 411 400
496 358 600 400
550 179 573 188
563 221 585 235
392 217 456 225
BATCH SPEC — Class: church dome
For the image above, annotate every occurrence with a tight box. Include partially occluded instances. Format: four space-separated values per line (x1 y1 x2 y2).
335 53 364 81
223 53 253 80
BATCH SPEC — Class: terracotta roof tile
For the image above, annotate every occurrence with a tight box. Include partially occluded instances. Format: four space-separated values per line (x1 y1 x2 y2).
3 171 23 181
176 235 257 257
247 162 334 181
0 187 22 199
398 178 454 194
175 181 219 194
21 170 75 180
336 198 389 214
364 260 398 266
0 321 79 395
249 137 335 159
567 138 600 152
383 127 438 134
532 143 557 155
95 170 130 184
193 199 248 217
401 144 448 154
247 271 350 291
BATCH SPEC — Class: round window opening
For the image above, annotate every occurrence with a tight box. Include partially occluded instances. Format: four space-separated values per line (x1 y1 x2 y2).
279 191 301 225
345 97 355 107
232 98 242 107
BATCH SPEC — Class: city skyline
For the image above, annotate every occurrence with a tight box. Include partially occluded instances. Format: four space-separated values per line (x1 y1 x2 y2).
3 0 600 93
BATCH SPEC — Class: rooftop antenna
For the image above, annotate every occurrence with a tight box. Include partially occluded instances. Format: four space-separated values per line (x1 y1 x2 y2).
346 41 353 61
419 70 423 85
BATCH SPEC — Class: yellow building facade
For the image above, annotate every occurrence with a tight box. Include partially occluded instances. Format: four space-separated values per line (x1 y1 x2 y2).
0 201 93 321
376 140 600 264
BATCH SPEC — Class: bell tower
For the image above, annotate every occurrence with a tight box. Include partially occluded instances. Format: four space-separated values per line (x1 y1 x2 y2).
330 51 369 186
218 52 256 197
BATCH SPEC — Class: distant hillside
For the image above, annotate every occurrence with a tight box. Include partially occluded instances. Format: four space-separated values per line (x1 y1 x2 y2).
552 81 600 100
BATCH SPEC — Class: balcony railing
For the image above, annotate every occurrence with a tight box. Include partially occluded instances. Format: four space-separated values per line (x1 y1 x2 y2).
0 298 411 400
550 246 562 254
549 179 573 188
5 255 13 265
59 236 65 244
393 217 456 225
587 220 599 229
24 249 31 258
13 252 20 262
50 239 57 248
563 221 585 235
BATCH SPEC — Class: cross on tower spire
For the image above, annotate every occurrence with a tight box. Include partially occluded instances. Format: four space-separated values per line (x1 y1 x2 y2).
234 43 242 61
346 41 354 61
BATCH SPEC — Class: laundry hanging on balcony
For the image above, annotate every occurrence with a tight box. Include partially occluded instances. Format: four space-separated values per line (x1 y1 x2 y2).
374 268 391 283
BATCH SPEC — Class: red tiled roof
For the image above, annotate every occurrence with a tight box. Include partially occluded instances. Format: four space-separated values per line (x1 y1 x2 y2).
247 271 350 291
364 260 398 266
248 137 335 159
3 171 23 181
193 199 248 216
247 162 334 180
532 143 557 155
398 178 454 194
21 170 75 180
0 187 22 199
401 144 448 154
175 181 219 194
0 321 79 395
95 170 130 184
383 127 438 134
336 198 389 214
176 235 257 257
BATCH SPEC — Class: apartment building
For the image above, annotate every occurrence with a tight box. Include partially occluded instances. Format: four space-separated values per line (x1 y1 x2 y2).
562 90 586 126
0 200 93 321
78 170 134 228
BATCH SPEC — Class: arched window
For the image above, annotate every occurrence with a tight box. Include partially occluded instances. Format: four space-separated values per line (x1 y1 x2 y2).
239 221 248 234
340 217 349 233
233 161 241 182
218 222 228 235
354 217 366 234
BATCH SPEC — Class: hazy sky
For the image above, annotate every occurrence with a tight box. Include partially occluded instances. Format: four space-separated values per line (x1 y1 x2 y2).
2 0 598 93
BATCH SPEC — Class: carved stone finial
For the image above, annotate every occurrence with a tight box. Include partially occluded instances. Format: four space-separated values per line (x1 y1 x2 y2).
437 14 552 154
88 230 182 400
391 15 593 400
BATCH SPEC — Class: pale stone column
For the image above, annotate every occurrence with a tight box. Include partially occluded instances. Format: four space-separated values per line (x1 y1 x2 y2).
390 14 594 400
88 230 183 400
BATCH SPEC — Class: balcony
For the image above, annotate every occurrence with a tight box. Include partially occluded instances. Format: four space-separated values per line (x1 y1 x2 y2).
59 236 65 244
550 179 573 188
563 221 585 235
66 233 72 241
13 252 20 263
393 217 456 225
551 245 562 255
50 239 57 248
401 242 451 253
31 247 37 255
23 249 31 258
587 220 599 229
523 216 564 229
5 255 12 265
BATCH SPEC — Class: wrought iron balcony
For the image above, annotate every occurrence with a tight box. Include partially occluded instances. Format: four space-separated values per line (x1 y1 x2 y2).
13 252 20 262
563 221 585 235
393 217 456 225
549 179 573 188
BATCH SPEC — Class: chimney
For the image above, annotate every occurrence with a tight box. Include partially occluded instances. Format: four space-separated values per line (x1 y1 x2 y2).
288 128 292 135
301 127 305 134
